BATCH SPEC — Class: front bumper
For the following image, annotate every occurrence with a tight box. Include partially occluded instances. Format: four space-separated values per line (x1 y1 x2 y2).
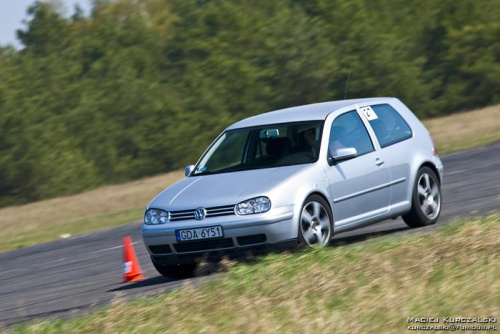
142 206 295 264
151 239 297 265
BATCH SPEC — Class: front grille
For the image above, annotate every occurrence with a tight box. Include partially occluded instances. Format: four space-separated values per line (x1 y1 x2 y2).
149 245 172 254
237 234 267 246
169 205 235 222
174 238 234 253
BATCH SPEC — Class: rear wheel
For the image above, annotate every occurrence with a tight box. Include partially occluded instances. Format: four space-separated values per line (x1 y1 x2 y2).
403 167 441 227
151 258 196 279
298 195 333 247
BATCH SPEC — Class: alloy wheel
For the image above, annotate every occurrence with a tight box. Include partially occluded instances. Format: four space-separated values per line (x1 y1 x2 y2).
300 201 331 246
417 173 441 220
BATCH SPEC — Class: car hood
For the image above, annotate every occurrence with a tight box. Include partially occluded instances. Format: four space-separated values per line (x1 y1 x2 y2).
148 165 310 210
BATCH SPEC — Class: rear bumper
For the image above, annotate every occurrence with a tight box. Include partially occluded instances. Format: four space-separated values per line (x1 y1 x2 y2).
434 155 444 183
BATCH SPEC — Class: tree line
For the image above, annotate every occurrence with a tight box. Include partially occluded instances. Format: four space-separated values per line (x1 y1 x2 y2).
0 0 499 207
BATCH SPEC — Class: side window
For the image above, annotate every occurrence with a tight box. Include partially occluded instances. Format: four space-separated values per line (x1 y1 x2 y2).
329 111 374 156
368 104 412 148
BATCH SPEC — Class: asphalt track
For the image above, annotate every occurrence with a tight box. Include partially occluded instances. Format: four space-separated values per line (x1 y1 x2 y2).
1 143 499 328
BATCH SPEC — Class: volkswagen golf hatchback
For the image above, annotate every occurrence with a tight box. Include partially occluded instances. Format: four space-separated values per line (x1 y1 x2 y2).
142 97 444 278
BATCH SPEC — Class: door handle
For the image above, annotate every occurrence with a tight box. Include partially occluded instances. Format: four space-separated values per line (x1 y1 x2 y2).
375 158 384 166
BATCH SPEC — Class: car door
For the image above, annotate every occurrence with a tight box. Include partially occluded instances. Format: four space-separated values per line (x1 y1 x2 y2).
326 110 391 227
362 103 413 210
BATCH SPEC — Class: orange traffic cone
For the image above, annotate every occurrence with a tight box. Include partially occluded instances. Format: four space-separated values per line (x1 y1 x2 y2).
122 236 145 283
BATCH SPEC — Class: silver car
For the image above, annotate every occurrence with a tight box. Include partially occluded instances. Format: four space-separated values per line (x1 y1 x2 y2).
142 97 444 278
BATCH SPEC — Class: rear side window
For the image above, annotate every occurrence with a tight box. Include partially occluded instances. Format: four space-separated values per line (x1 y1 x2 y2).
368 104 412 148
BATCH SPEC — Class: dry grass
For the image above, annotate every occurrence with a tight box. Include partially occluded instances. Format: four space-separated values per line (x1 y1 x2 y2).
11 215 500 333
0 170 184 251
0 104 499 251
0 169 183 232
423 104 500 154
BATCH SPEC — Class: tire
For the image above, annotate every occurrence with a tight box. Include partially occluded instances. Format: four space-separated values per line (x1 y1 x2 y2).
298 195 333 247
403 167 441 228
151 258 196 279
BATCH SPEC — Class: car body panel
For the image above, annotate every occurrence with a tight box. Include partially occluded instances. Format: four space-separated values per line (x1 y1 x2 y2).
327 150 391 226
148 165 310 211
226 98 389 130
142 97 443 263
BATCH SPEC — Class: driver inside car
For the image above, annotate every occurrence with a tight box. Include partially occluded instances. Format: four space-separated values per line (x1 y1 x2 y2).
299 127 320 159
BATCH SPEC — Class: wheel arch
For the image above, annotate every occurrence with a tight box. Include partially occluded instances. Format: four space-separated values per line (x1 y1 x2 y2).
303 191 333 210
403 161 442 227
418 161 441 185
405 159 442 211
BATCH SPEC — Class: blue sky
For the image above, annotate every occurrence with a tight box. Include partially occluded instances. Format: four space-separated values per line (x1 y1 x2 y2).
0 0 92 48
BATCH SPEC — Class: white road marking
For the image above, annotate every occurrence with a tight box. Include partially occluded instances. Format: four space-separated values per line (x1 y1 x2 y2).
45 257 67 264
91 242 139 254
446 169 466 176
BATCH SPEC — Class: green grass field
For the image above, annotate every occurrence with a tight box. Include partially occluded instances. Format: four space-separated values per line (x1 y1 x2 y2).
10 215 500 333
0 104 499 252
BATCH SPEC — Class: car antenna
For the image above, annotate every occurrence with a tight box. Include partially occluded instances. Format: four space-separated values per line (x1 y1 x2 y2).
344 62 353 100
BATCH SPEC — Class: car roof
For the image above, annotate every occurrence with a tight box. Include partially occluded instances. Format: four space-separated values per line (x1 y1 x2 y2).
226 97 395 130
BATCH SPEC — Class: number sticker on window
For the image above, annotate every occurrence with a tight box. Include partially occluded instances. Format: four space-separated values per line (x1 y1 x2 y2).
359 106 378 120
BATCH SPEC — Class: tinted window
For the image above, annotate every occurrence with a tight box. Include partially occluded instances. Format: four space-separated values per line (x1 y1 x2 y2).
369 104 412 148
193 121 323 176
201 131 248 172
329 111 373 156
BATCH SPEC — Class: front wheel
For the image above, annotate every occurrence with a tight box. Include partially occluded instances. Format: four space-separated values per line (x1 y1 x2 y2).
403 167 441 228
298 195 333 247
151 258 196 279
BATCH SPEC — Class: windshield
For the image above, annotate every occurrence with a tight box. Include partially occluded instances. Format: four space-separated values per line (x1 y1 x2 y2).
193 121 324 176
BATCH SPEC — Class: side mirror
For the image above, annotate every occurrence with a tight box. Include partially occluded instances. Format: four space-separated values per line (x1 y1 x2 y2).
328 147 357 165
185 165 195 177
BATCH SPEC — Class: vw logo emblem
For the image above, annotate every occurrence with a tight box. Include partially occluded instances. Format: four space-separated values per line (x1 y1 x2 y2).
194 207 207 220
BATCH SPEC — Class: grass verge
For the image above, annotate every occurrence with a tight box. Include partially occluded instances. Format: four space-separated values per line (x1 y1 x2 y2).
423 103 500 154
0 104 499 252
0 170 183 252
10 215 500 333
0 208 143 253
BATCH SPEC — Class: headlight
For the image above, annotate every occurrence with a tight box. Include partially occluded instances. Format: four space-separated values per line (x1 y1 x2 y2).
235 197 271 215
144 209 170 225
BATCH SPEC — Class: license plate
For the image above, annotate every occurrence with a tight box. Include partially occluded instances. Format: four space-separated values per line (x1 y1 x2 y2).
175 226 224 242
